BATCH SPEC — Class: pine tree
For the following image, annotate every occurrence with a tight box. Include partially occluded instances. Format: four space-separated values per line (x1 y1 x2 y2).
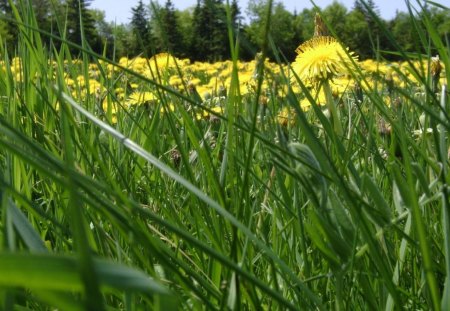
229 0 254 60
190 0 229 62
211 0 229 60
230 0 240 28
66 0 102 54
130 0 152 56
352 0 393 59
32 0 52 31
353 0 378 16
159 0 184 57
189 0 203 60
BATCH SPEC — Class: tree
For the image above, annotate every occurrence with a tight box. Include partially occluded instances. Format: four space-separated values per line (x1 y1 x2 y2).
90 9 115 57
245 0 297 61
353 0 379 17
322 1 348 39
130 0 152 56
350 0 393 59
230 0 242 30
229 0 254 60
176 7 195 58
190 0 229 62
110 24 135 59
428 6 450 50
389 11 419 55
293 8 314 44
31 0 52 32
157 0 185 57
342 9 372 59
388 6 450 58
66 0 102 54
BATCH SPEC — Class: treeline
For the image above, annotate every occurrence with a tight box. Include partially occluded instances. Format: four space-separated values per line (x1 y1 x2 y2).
0 0 449 61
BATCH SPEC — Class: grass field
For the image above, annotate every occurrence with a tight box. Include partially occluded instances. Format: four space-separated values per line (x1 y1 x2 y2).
0 1 449 310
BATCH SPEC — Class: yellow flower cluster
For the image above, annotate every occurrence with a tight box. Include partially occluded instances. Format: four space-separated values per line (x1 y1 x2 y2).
2 52 446 126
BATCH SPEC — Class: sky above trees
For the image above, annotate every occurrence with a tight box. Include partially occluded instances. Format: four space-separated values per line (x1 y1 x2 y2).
91 0 447 25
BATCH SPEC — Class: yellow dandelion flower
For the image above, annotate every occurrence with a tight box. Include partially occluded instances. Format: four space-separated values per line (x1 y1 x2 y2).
126 91 157 107
65 78 75 87
160 103 175 114
292 36 357 82
195 85 214 100
14 72 24 83
277 107 296 126
169 75 183 87
149 53 181 72
76 75 86 86
189 78 202 86
211 106 223 114
115 87 125 94
88 80 105 95
195 110 210 120
102 97 118 116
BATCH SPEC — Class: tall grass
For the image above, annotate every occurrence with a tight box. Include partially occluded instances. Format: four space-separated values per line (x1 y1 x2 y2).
0 0 449 310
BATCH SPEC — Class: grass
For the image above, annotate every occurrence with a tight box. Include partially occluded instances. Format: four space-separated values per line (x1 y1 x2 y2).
0 0 449 310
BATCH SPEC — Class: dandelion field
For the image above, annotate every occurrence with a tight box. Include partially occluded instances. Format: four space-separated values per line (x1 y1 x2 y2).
0 1 449 310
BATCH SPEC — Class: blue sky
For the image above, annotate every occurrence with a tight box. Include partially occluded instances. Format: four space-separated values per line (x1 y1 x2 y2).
90 0 447 25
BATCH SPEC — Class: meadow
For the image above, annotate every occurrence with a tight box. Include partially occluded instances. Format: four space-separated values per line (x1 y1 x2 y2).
0 1 449 310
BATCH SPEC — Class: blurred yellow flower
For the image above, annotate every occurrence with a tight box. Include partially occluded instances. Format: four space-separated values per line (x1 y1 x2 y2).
150 53 180 71
169 75 183 87
277 106 296 126
126 91 157 107
160 103 175 114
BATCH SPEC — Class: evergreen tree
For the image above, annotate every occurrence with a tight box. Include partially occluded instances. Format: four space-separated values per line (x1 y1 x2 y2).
66 0 102 54
343 8 371 59
32 0 52 31
130 0 152 56
230 0 240 30
230 0 254 60
190 0 206 60
159 0 184 57
211 0 229 59
190 0 229 62
176 7 195 58
353 0 378 15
